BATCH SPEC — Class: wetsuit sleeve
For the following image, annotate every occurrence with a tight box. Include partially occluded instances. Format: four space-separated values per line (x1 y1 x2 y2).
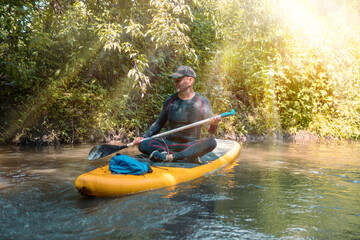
142 97 170 138
202 97 218 134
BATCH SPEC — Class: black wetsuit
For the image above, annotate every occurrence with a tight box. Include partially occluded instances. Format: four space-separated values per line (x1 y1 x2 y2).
138 92 218 161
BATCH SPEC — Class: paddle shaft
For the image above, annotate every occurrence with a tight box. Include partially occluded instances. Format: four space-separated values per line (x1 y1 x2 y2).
88 109 235 160
127 109 235 147
127 118 212 148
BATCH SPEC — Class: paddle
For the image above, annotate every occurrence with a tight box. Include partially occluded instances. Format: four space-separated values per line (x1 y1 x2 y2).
88 109 235 160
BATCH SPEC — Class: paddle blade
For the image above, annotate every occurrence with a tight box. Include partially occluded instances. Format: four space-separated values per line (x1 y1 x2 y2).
88 144 127 160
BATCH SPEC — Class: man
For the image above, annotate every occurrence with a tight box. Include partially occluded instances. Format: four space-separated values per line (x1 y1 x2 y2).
133 65 221 163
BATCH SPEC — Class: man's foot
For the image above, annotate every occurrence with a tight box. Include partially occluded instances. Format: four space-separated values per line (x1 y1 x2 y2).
149 150 168 162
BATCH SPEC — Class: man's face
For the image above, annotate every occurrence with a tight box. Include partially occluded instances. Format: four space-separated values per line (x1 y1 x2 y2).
174 76 192 92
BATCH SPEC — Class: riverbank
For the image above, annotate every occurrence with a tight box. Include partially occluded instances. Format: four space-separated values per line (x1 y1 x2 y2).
4 128 352 147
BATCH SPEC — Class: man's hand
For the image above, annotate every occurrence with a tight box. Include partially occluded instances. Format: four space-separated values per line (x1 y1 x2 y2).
133 137 144 145
210 115 221 125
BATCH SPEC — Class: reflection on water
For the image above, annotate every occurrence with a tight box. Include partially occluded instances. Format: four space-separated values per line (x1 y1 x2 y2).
0 141 359 239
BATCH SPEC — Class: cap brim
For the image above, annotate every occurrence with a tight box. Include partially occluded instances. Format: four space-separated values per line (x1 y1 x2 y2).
168 73 184 78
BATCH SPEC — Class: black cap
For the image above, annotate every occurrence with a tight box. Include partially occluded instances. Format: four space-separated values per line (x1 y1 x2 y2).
168 65 196 78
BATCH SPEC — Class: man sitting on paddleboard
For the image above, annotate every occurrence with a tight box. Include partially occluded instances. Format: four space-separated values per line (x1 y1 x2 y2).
133 65 221 164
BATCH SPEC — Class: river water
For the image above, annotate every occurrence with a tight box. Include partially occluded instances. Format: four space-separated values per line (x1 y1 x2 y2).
0 140 359 239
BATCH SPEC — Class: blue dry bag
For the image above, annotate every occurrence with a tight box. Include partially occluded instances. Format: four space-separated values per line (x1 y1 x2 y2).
109 154 152 175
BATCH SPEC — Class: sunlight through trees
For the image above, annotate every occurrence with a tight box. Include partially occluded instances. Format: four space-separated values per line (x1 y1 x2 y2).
1 0 360 144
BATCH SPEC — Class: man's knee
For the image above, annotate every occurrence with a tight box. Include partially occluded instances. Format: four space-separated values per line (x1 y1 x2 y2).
138 140 149 154
206 138 217 152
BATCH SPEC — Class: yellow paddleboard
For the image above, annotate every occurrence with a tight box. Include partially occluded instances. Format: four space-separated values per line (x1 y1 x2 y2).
75 139 241 197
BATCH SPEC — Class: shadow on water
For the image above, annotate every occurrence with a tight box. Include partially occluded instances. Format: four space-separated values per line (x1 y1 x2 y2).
0 140 360 239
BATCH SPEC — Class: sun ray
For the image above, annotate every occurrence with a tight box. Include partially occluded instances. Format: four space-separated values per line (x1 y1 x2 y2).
5 40 106 142
271 0 359 64
271 0 360 96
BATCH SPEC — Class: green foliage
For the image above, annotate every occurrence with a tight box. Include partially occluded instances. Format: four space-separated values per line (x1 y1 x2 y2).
0 0 200 144
2 0 360 144
199 0 360 140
